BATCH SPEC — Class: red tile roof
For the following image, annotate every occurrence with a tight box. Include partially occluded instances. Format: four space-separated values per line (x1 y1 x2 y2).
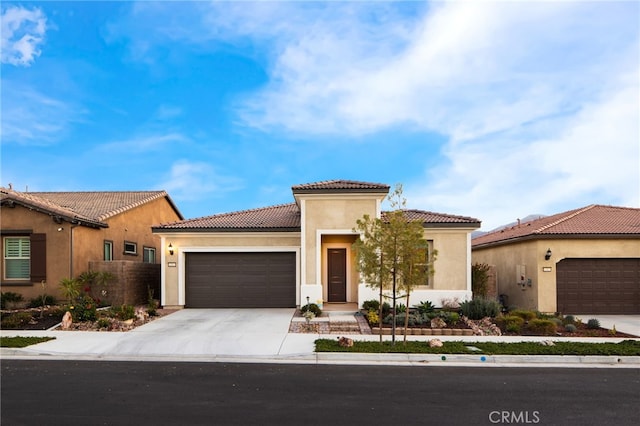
1 188 182 228
292 179 390 193
153 203 301 232
154 205 479 232
472 204 640 248
383 209 480 227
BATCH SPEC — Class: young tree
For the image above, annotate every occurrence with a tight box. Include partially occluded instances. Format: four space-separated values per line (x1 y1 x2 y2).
353 184 435 344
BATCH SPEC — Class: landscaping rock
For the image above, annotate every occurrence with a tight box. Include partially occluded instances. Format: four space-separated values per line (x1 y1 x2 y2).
429 339 443 348
62 311 72 330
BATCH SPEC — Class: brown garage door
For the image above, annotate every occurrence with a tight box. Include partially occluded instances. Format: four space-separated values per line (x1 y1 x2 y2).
556 258 640 314
185 252 296 308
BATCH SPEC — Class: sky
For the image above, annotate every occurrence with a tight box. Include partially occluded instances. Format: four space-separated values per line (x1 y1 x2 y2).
1 1 638 231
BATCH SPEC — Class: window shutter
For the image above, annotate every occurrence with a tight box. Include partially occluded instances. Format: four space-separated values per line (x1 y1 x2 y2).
30 233 47 283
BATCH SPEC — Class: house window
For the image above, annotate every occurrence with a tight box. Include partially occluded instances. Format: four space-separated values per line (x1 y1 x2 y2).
143 247 156 263
3 237 30 280
124 241 137 255
104 241 113 261
416 240 435 287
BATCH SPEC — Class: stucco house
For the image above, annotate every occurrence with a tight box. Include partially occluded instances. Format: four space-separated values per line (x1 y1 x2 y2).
472 205 640 314
152 180 481 309
0 188 183 303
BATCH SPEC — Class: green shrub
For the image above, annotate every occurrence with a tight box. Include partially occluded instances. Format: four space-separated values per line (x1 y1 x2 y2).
96 318 111 329
503 315 525 333
112 304 136 321
384 313 421 326
528 319 557 335
362 299 379 312
563 315 576 325
587 318 601 330
366 310 379 326
27 295 56 308
549 317 563 327
381 302 391 316
459 297 500 320
1 312 33 328
1 292 24 310
564 324 578 333
439 311 460 325
510 309 537 321
415 300 435 314
300 303 322 317
69 295 97 322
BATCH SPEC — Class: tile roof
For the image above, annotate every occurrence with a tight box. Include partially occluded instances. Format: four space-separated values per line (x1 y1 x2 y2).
154 205 479 232
1 188 182 228
153 203 301 232
383 209 481 228
292 179 390 193
472 204 640 248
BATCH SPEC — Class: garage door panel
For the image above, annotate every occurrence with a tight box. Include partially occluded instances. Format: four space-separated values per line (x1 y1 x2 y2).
185 252 296 308
557 258 640 314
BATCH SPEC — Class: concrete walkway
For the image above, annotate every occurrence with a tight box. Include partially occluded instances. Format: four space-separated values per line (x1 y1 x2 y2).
1 309 639 367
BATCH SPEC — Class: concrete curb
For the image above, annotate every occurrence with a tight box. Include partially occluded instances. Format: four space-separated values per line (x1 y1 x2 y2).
2 348 639 368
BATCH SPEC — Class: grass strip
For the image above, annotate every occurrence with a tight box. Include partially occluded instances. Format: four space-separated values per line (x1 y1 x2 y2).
315 339 640 356
0 336 55 348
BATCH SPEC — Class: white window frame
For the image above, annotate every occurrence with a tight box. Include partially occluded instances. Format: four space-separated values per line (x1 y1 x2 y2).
3 236 31 280
124 241 137 255
143 246 156 263
104 240 114 261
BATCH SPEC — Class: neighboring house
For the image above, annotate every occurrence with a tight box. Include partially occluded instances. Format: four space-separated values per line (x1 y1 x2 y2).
152 180 480 309
0 188 183 303
472 205 640 315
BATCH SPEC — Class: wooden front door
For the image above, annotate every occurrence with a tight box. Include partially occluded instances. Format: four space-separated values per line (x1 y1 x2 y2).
327 249 347 302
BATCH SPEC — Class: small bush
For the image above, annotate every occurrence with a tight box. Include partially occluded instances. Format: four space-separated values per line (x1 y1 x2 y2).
439 311 460 325
300 303 322 317
528 319 557 336
549 317 563 327
460 297 500 320
564 324 578 333
27 295 56 308
510 309 537 321
415 300 435 314
112 304 136 321
1 312 33 328
147 287 157 317
69 295 97 322
503 315 525 333
587 318 601 330
384 313 421 326
96 318 111 329
381 302 391 316
1 292 24 310
563 315 576 325
366 310 379 326
396 304 406 314
362 299 379 312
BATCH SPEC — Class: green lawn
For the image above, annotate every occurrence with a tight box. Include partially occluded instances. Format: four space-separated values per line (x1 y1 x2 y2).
0 336 55 348
315 339 640 356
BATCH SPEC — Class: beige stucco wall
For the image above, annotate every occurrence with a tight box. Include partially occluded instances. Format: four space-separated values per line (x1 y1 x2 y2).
473 238 640 312
427 228 472 291
0 197 181 302
155 232 301 307
301 197 379 286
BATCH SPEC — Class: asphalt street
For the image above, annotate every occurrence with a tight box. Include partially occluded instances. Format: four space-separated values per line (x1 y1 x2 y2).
1 360 639 426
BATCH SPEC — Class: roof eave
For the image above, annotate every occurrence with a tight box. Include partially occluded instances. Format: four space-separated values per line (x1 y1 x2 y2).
1 199 108 229
472 232 640 249
152 227 301 233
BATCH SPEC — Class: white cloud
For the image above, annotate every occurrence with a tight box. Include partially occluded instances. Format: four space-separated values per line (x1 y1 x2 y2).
1 5 47 66
158 160 244 202
97 132 190 153
0 81 81 145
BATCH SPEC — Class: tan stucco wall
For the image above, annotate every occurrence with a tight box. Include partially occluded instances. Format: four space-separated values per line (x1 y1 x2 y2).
0 205 72 301
427 228 472 291
0 197 181 302
473 238 640 312
302 197 379 285
155 232 301 307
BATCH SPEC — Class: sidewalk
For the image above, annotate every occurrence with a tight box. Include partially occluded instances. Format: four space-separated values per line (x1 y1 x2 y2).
2 309 639 368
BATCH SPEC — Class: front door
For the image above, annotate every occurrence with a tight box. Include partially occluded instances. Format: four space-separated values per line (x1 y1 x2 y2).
327 249 347 302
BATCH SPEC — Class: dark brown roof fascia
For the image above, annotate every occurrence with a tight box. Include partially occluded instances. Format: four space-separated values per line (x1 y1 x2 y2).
472 233 640 250
152 227 300 233
0 198 107 229
424 221 482 229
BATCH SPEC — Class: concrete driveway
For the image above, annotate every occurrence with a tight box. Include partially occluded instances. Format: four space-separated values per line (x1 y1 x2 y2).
574 315 640 336
6 309 319 359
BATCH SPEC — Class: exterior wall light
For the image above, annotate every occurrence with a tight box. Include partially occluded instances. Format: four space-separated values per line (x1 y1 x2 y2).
168 243 174 256
545 248 552 260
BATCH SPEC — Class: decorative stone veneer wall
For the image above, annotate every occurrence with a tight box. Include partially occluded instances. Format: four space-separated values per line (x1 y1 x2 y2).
89 261 160 306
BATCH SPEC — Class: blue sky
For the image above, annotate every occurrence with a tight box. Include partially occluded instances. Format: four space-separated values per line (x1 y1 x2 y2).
1 1 638 231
